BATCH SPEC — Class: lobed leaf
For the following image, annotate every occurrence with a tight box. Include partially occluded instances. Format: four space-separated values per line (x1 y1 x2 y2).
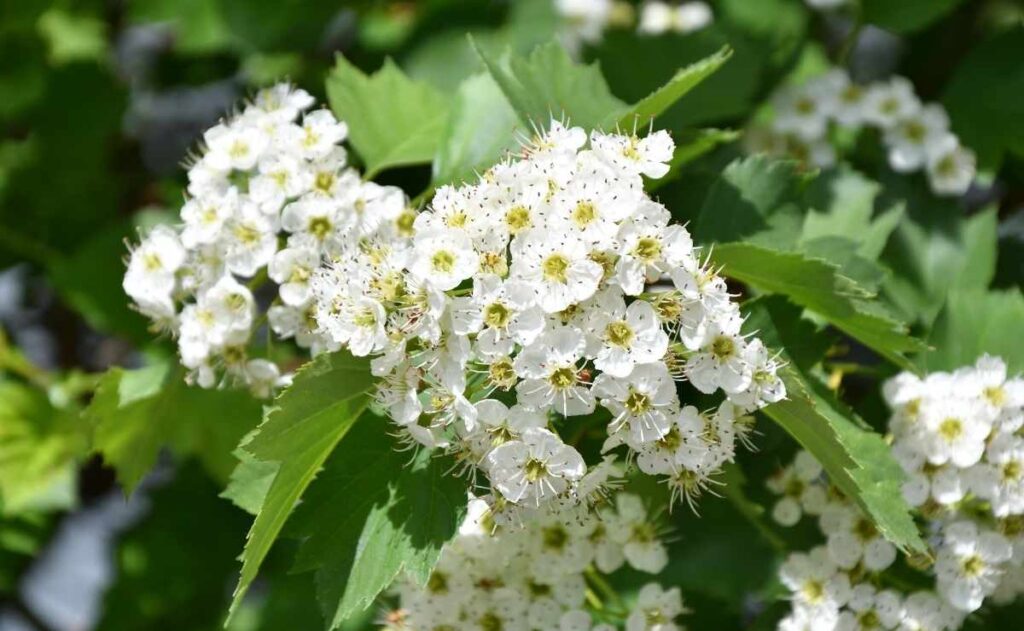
227 351 376 623
287 418 467 627
326 56 450 178
86 363 262 494
712 243 924 368
432 72 521 187
472 39 730 132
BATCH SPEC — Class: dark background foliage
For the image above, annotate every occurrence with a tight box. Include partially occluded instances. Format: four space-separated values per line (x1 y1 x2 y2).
1 1 1022 630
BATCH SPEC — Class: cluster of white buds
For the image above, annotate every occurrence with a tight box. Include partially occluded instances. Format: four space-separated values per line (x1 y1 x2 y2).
385 495 685 631
122 84 408 395
554 0 712 53
309 118 786 520
748 70 977 196
768 355 1024 629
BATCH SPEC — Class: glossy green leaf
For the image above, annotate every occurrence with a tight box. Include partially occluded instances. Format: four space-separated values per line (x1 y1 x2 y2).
432 72 520 187
473 40 730 132
924 288 1024 375
326 56 450 178
712 243 924 367
695 155 810 249
227 351 376 623
614 46 732 129
86 364 262 494
287 418 467 627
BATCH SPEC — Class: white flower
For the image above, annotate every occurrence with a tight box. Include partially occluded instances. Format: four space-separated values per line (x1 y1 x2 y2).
935 520 1012 612
926 134 975 196
615 203 694 295
918 395 992 468
773 83 832 141
820 504 898 571
289 108 348 159
779 605 838 631
223 202 278 276
269 246 319 306
451 274 545 358
863 77 921 129
510 229 602 313
203 122 269 171
248 154 306 213
124 225 186 318
727 338 785 411
767 451 827 526
884 104 950 173
625 583 685 631
780 547 852 616
899 591 964 631
555 0 613 46
685 319 752 394
180 190 237 248
514 327 596 416
590 129 675 179
675 2 713 33
605 494 668 573
593 362 677 445
410 229 479 291
586 292 669 378
966 433 1024 516
485 427 586 505
836 584 902 631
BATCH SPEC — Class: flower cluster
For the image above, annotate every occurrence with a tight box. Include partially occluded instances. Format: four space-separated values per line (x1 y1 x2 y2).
768 355 1024 630
886 354 1024 611
122 84 408 395
554 0 712 52
309 119 785 520
385 494 685 631
748 69 976 196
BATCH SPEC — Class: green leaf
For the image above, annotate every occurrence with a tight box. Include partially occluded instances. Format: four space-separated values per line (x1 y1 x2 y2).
799 167 904 261
473 40 730 132
221 436 278 516
86 364 262 493
0 381 87 516
227 351 376 623
287 418 467 627
924 289 1024 375
695 155 810 249
473 39 626 130
745 301 927 555
432 72 521 187
943 27 1024 169
614 46 732 129
326 56 450 178
862 0 966 34
883 206 998 325
711 243 925 367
